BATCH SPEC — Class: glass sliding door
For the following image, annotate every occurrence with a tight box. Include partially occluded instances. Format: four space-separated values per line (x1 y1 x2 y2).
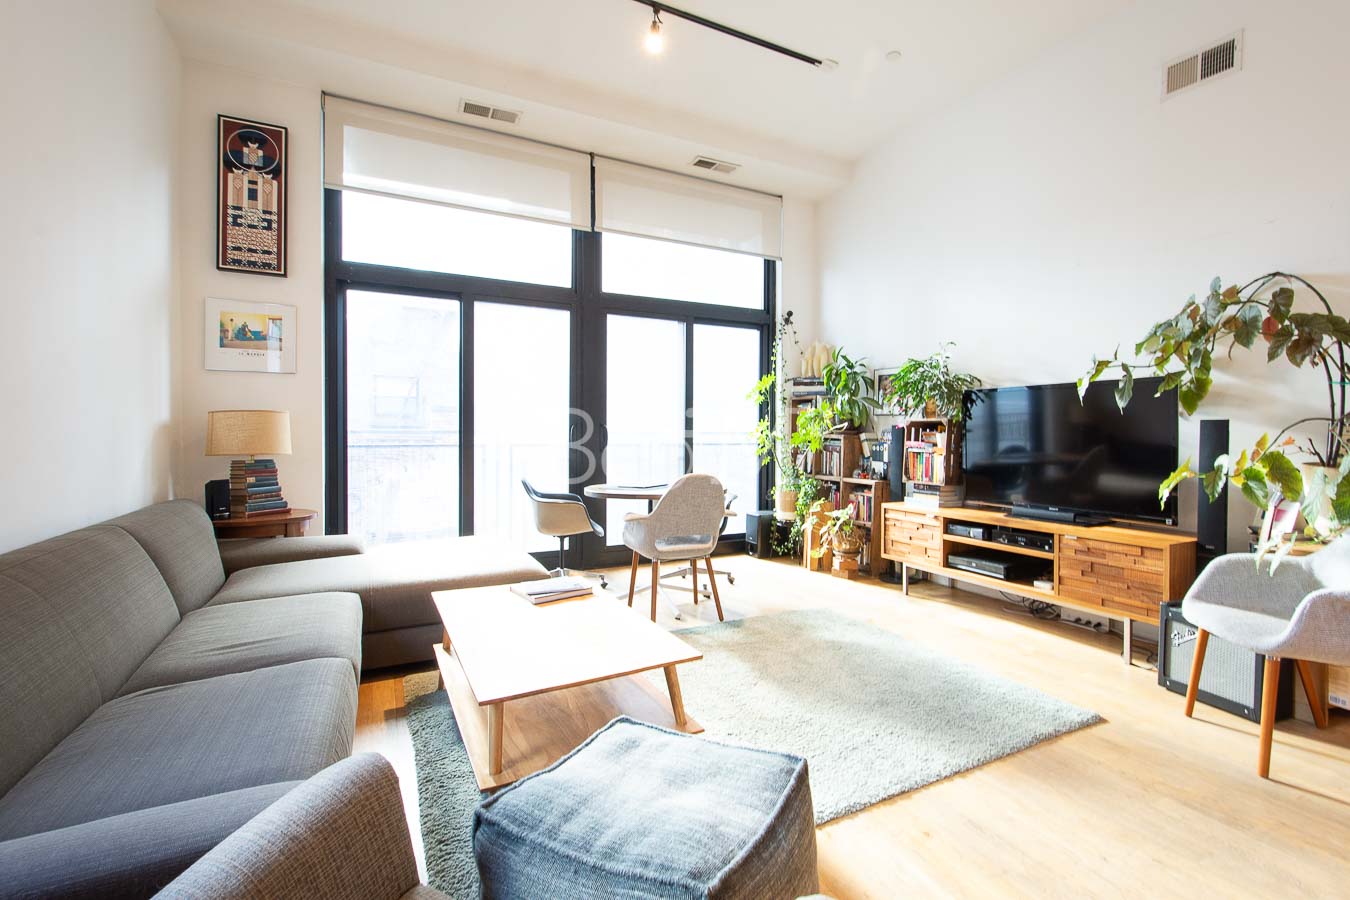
692 324 761 534
345 290 460 544
603 314 687 544
473 302 572 552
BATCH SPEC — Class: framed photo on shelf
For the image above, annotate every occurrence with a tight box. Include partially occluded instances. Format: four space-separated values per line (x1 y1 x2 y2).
205 297 297 374
217 114 288 276
872 366 902 416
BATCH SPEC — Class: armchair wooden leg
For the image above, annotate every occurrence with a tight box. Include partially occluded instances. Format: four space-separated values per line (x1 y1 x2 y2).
1258 656 1281 779
627 551 640 608
1295 659 1330 729
703 557 724 622
1184 628 1209 718
650 560 660 622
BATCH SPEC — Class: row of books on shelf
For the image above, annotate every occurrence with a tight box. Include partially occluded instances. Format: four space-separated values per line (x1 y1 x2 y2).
229 458 288 516
819 444 847 477
903 435 949 483
845 489 875 524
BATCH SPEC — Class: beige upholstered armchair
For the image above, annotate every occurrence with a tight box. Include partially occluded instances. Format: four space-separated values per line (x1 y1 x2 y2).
622 474 727 622
1181 536 1350 777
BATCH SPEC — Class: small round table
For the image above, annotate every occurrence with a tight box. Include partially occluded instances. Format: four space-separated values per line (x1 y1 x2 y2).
211 507 317 539
583 483 668 510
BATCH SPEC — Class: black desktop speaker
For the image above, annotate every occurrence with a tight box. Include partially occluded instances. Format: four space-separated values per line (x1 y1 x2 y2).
887 425 905 501
1197 419 1229 568
205 479 231 520
1157 602 1292 723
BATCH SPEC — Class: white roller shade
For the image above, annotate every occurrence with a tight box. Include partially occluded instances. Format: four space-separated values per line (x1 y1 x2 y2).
323 96 591 230
593 157 782 259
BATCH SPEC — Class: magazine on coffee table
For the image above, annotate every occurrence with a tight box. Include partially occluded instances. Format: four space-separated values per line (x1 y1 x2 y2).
510 576 594 604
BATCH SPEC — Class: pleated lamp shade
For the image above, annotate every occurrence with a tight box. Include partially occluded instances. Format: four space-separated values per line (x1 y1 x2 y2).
205 410 292 457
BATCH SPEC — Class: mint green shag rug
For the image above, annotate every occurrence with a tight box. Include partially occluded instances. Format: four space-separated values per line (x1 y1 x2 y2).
405 608 1100 896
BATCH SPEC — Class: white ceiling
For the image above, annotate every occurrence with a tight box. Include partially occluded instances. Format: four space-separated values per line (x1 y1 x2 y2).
160 0 1130 197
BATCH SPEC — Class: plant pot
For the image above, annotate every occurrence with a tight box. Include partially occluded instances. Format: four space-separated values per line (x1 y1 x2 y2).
775 488 798 521
1300 463 1337 536
923 399 939 418
831 531 863 559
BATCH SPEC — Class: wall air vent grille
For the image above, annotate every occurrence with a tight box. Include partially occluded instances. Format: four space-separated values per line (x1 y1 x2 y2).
460 99 522 125
1163 30 1243 99
691 155 740 174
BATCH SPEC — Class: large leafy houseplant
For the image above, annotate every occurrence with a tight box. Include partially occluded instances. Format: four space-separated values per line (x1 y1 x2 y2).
882 343 982 421
821 349 880 431
1078 272 1350 561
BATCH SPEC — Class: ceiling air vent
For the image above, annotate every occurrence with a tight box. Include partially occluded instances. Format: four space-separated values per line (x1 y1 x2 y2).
460 99 522 125
691 155 740 175
1162 30 1243 99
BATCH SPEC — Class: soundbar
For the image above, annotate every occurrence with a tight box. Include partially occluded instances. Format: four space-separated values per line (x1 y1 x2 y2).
1011 504 1112 527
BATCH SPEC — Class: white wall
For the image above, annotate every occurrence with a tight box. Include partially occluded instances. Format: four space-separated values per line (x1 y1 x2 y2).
173 61 324 515
0 0 179 552
818 0 1350 547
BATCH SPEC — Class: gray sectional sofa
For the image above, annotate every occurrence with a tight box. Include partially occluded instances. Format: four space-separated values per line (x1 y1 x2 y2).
0 499 546 898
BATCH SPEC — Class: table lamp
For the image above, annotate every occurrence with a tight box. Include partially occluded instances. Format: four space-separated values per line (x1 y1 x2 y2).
206 410 292 518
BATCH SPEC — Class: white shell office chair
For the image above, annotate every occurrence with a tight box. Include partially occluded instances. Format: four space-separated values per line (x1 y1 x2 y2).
521 480 608 589
622 474 727 622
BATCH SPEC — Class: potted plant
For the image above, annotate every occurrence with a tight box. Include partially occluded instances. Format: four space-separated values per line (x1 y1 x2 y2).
882 343 982 421
809 501 863 568
749 312 825 554
821 348 880 432
1078 272 1350 564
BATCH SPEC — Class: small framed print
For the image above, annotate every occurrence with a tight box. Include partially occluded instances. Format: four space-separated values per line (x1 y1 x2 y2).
205 297 297 374
217 114 288 276
872 366 902 415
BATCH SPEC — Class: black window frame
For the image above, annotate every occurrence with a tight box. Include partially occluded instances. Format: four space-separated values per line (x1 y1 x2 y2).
324 188 775 566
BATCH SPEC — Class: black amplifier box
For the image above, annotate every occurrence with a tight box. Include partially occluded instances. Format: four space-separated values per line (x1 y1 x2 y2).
946 522 989 541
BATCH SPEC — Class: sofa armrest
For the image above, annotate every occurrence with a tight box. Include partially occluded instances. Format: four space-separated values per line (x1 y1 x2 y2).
218 535 365 575
158 754 438 900
0 781 297 899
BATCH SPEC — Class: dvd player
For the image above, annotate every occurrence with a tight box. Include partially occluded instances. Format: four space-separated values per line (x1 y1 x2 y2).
946 550 1045 582
991 526 1055 554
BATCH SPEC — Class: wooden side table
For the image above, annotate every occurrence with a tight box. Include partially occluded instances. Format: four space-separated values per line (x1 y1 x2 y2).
211 508 317 539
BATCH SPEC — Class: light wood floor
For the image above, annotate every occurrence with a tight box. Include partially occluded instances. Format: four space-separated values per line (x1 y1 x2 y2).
356 556 1350 898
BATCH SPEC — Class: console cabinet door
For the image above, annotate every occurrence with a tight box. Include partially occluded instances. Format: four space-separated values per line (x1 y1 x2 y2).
883 508 943 564
1058 535 1166 620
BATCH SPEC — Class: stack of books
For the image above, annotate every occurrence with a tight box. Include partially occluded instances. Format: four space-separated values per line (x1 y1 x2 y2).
510 577 594 605
229 458 288 517
906 483 964 510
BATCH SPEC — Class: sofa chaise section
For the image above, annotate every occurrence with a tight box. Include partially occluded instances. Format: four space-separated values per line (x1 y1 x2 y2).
210 534 549 668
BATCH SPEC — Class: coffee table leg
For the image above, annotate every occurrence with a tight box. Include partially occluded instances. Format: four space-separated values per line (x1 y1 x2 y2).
663 665 687 728
488 702 505 775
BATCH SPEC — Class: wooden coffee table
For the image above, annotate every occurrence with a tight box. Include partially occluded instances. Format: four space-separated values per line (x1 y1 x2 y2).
431 585 704 790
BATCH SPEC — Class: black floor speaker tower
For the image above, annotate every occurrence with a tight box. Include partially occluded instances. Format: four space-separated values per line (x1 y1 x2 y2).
887 425 905 501
1197 419 1229 569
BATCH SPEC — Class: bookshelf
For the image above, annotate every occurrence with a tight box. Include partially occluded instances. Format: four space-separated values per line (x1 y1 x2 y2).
900 417 961 487
786 379 889 573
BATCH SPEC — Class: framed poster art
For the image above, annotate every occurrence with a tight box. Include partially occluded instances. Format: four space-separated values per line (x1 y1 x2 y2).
205 297 297 373
217 114 288 276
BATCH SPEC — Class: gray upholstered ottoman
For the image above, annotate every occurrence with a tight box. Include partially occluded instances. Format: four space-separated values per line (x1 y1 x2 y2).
472 716 818 900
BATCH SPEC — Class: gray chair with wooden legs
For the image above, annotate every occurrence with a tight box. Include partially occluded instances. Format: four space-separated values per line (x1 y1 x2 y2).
522 479 608 589
662 493 739 602
1180 537 1350 778
622 474 728 622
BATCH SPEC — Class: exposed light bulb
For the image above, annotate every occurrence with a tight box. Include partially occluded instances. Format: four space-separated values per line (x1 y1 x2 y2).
644 13 664 54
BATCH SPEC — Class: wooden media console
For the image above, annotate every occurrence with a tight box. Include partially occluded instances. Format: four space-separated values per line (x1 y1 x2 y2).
881 501 1197 663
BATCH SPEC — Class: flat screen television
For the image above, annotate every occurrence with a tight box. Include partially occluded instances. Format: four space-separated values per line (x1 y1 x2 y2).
961 377 1179 525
